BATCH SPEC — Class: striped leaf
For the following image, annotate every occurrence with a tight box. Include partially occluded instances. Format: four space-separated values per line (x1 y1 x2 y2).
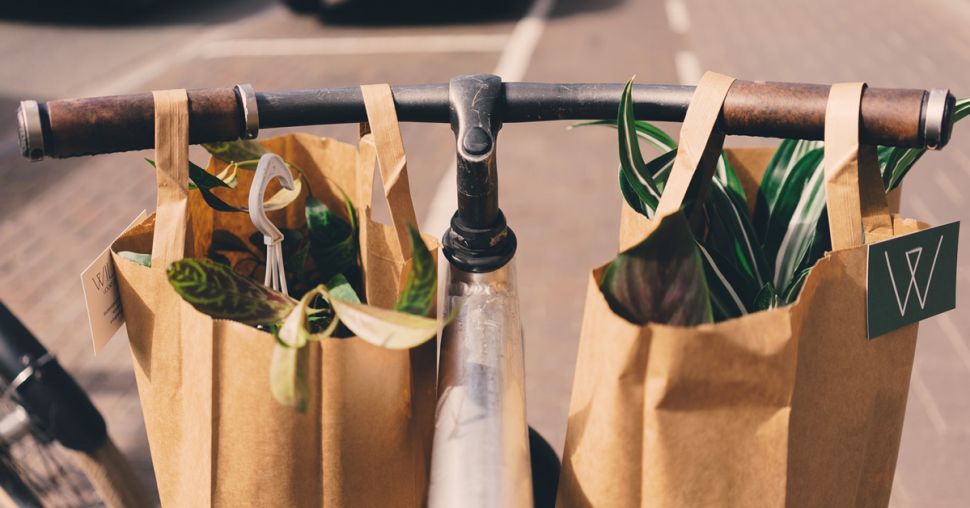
611 117 759 319
581 116 745 202
762 147 824 263
789 209 830 281
619 167 649 217
617 80 663 217
782 267 812 305
715 150 746 203
753 139 824 240
703 178 769 288
753 282 782 311
696 243 750 320
770 151 827 290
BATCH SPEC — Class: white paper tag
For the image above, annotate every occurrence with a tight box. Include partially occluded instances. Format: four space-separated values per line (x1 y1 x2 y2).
80 211 147 353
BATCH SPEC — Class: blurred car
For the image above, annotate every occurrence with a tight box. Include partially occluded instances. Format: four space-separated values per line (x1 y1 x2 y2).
284 0 519 18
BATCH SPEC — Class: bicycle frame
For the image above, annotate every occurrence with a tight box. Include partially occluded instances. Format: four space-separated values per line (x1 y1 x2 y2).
16 74 956 507
0 302 150 507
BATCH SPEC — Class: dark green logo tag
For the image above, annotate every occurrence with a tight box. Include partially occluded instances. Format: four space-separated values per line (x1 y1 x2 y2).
867 222 959 339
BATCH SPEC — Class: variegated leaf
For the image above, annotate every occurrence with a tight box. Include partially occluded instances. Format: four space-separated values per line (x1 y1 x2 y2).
166 258 295 326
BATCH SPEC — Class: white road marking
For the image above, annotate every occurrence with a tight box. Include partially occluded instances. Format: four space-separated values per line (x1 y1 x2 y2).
664 0 691 34
674 50 702 85
492 0 555 80
911 366 948 434
200 34 510 58
933 170 963 204
421 0 555 236
77 20 253 98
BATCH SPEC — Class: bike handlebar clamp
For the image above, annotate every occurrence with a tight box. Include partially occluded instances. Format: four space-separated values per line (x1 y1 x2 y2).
443 74 517 273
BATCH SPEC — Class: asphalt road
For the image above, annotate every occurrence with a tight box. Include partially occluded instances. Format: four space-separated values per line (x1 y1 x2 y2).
1 0 968 505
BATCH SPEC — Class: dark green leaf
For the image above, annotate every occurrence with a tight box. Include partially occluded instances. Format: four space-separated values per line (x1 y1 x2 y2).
167 258 295 326
790 210 830 280
619 168 648 217
761 147 826 289
696 242 755 320
394 225 436 316
617 79 663 216
782 267 812 304
753 139 823 240
761 146 823 258
703 178 770 287
147 158 242 212
306 196 359 282
716 153 747 205
286 240 310 287
584 117 744 205
212 229 255 253
203 139 268 164
620 149 677 217
753 282 781 311
599 212 713 325
209 252 232 267
306 197 353 245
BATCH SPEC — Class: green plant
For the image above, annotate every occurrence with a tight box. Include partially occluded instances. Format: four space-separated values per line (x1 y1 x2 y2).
147 139 365 299
126 140 443 410
592 80 969 323
147 139 302 213
166 225 441 411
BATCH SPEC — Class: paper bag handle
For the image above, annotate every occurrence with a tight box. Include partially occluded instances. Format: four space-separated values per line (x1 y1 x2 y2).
824 83 894 249
358 84 420 259
654 72 736 219
150 89 190 268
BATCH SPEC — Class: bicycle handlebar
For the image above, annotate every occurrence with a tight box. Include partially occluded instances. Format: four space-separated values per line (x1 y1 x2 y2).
18 79 954 160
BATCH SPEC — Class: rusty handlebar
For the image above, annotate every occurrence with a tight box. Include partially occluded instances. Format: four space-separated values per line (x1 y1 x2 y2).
17 80 954 160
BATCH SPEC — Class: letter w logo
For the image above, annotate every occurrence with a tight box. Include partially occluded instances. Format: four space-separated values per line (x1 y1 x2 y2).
885 235 945 317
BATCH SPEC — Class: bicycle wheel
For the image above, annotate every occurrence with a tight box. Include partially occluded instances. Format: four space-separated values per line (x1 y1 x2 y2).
0 396 103 507
0 302 151 508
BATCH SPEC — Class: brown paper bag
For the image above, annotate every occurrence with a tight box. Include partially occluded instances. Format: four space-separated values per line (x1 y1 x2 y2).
558 74 921 507
111 85 436 507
